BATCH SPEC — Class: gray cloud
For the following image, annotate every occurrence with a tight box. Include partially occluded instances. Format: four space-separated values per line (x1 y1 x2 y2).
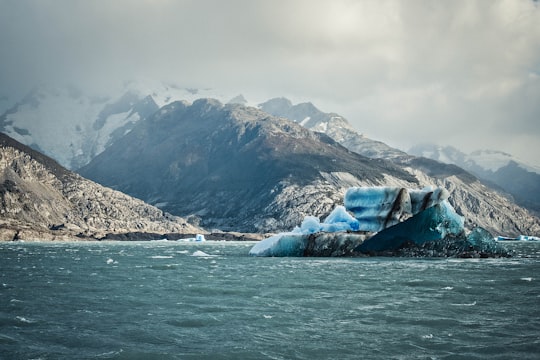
1 0 539 165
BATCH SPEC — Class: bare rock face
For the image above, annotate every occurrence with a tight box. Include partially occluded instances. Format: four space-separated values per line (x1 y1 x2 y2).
0 133 202 241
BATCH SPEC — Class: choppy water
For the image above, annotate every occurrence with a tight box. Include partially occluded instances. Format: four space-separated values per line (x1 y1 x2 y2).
1 240 539 359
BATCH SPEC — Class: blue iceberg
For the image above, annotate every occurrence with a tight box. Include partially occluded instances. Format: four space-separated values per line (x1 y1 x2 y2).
249 186 509 257
344 186 449 232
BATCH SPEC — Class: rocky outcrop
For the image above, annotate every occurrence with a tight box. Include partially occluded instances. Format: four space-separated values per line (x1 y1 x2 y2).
0 133 202 241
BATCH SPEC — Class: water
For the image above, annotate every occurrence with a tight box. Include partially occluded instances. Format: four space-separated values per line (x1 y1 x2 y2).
1 241 539 359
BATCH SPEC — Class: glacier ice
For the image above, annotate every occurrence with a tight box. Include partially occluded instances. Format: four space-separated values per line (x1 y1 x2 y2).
293 206 360 234
344 186 449 232
344 187 411 232
248 233 307 257
249 186 509 258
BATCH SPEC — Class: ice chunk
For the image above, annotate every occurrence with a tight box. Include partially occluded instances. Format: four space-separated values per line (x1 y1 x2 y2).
344 187 412 232
409 187 449 214
321 205 360 232
291 206 360 235
248 233 307 257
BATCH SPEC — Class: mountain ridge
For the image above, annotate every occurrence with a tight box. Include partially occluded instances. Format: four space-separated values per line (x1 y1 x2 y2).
80 98 540 236
80 99 419 233
0 132 202 241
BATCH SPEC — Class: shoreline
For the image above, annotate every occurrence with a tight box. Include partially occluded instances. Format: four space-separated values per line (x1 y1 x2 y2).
0 225 269 242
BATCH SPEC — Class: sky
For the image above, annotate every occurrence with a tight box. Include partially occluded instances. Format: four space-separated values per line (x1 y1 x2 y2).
0 0 539 166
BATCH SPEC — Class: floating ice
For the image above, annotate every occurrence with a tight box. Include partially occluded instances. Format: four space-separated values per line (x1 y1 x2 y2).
250 186 509 257
344 186 449 232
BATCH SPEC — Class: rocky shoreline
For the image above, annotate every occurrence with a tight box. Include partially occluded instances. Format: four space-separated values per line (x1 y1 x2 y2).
0 224 268 242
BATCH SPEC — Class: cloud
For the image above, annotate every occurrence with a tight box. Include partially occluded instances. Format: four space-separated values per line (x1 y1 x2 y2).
0 0 539 165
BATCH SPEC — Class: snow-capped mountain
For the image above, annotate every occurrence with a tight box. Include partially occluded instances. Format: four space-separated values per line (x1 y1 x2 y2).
409 144 540 215
2 84 539 236
259 97 408 160
0 82 246 170
409 144 540 175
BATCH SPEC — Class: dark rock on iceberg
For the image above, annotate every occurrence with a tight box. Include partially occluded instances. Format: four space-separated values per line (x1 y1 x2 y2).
355 201 464 254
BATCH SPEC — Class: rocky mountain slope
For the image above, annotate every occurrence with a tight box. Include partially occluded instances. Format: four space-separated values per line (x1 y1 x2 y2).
79 98 540 236
80 99 419 233
258 98 540 236
0 132 201 241
409 144 540 215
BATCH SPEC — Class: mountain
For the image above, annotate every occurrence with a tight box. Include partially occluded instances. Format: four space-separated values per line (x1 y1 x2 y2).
3 84 539 237
79 98 540 236
0 132 202 241
259 97 408 160
80 99 420 233
258 98 540 236
0 82 244 170
409 144 540 215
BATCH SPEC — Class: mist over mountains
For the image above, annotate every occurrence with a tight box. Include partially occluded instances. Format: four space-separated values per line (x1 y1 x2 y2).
1 84 539 236
410 144 540 216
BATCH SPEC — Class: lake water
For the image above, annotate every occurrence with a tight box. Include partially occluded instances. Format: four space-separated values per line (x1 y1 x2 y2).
1 240 539 359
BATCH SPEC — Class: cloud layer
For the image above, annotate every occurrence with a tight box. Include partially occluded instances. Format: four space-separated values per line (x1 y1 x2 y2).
1 0 539 165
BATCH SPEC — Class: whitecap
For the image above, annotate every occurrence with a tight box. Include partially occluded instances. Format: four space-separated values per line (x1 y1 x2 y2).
442 286 454 290
106 258 114 264
422 334 434 339
150 255 174 259
451 301 477 306
263 315 273 319
16 316 35 324
521 277 533 282
192 250 215 257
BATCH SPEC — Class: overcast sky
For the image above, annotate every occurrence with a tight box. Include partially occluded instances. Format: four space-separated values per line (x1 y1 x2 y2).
1 0 539 166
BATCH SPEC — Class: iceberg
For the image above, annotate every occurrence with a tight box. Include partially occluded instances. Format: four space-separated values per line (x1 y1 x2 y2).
249 186 510 258
344 186 450 232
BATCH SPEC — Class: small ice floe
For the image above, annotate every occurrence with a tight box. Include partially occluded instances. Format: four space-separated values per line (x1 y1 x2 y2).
263 315 273 319
178 234 207 242
192 250 214 257
521 277 533 282
106 258 117 264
